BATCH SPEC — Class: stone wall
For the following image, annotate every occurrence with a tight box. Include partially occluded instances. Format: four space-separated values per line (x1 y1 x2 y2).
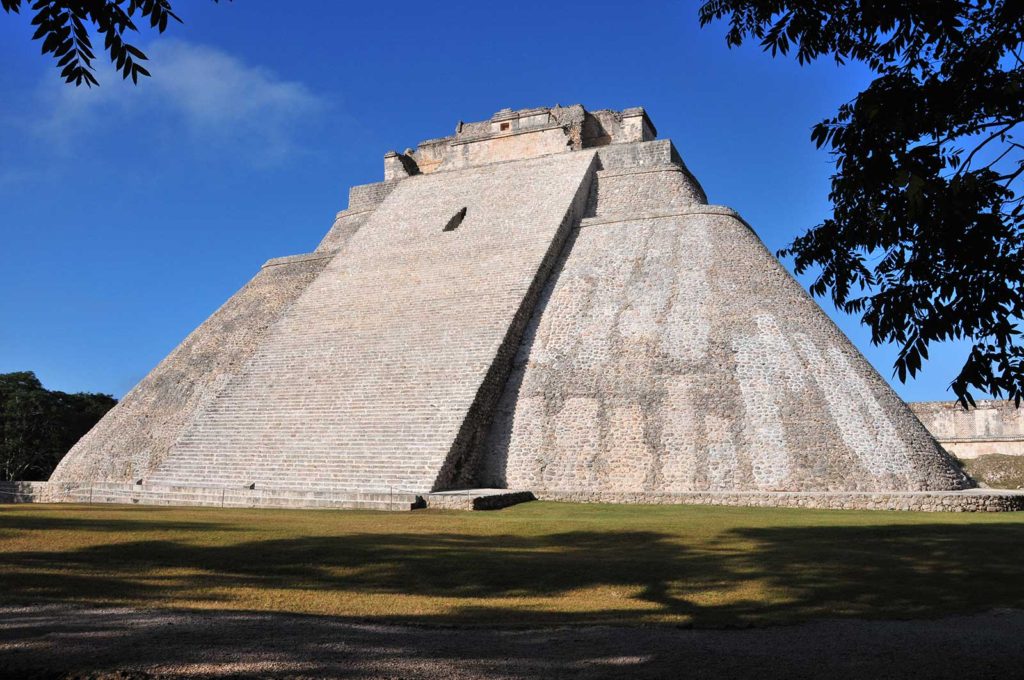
593 139 686 172
0 481 52 503
590 139 707 208
584 166 706 216
443 127 575 171
911 401 1024 459
315 208 374 253
348 180 401 211
538 489 1024 512
396 106 659 178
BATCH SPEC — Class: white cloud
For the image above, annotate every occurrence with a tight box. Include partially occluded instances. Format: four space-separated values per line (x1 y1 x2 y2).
148 40 324 133
28 39 326 162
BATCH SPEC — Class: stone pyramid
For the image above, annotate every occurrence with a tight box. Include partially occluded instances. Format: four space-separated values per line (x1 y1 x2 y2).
50 105 973 505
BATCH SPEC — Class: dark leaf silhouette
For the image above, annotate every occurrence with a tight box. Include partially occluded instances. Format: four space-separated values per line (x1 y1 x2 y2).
3 0 228 86
701 0 1024 408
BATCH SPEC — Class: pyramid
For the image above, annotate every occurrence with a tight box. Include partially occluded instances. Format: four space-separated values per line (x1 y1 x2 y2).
49 105 977 507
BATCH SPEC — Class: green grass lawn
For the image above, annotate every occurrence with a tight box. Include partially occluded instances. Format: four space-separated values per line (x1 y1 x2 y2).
2 502 1023 627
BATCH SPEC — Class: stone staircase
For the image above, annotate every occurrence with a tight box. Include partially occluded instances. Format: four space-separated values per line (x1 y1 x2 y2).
55 482 423 511
147 459 438 493
146 151 598 495
147 454 444 493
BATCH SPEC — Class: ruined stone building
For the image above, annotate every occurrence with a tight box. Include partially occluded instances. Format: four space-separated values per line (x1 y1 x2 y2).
911 401 1024 460
41 104 1022 511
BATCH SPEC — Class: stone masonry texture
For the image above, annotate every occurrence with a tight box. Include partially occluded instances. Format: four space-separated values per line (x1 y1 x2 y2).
49 104 977 507
910 400 1024 459
480 199 970 493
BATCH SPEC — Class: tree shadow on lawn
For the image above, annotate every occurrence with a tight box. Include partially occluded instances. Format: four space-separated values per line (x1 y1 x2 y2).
0 507 242 535
2 518 1024 627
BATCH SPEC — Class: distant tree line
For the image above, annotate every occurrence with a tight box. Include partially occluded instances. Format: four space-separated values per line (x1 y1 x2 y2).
0 372 115 481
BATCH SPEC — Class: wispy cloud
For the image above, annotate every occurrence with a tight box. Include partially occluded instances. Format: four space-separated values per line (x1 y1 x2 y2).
27 39 327 163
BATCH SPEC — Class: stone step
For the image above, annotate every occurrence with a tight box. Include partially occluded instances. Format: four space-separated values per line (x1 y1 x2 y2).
55 482 423 511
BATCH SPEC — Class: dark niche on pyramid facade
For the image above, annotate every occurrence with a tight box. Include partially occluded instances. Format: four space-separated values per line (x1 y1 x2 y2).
48 104 988 508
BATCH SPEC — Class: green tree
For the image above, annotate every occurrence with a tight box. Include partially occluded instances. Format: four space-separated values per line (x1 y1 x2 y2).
1 0 224 86
700 0 1024 407
0 371 116 481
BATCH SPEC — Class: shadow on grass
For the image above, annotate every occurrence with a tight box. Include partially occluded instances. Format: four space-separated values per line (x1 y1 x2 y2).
0 508 239 535
1 516 1023 627
4 511 1024 678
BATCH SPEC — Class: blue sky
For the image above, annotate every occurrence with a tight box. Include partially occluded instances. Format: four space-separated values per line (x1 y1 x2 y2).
0 0 973 401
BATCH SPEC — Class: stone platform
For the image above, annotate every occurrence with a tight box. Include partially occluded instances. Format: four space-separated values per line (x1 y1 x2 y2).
3 482 1023 512
0 482 536 512
538 489 1024 512
422 489 536 510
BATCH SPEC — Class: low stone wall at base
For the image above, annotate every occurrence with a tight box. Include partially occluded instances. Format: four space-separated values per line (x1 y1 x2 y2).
424 490 535 511
10 482 422 511
9 482 1023 512
1 482 538 512
0 481 53 503
536 489 1024 512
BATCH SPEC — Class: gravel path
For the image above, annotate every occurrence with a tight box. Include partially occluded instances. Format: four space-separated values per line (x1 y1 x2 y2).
2 605 1023 679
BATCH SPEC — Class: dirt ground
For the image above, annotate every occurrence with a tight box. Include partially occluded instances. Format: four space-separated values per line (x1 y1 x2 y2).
2 605 1023 679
